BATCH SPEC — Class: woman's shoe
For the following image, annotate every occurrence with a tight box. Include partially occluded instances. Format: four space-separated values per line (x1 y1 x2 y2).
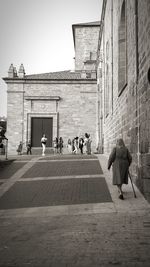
119 194 124 200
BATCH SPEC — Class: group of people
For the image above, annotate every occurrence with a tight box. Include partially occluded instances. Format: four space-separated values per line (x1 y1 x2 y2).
17 140 32 155
16 133 92 156
53 137 64 154
67 133 92 155
0 126 8 154
42 133 92 156
17 134 48 156
17 135 47 156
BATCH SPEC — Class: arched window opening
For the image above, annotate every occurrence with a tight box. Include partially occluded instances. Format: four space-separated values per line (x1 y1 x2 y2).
105 63 109 117
118 0 127 95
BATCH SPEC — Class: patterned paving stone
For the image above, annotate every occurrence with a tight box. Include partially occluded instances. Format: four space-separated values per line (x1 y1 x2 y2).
0 162 27 179
0 177 112 209
22 160 103 178
0 159 15 168
38 154 97 160
0 213 150 267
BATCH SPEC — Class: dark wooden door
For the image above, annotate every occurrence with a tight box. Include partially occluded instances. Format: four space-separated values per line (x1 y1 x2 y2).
31 117 53 147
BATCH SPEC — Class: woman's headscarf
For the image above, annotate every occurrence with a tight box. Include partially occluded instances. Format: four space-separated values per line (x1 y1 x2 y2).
116 138 125 147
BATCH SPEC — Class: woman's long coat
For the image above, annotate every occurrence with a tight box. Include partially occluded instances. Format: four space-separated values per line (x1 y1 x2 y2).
108 146 132 185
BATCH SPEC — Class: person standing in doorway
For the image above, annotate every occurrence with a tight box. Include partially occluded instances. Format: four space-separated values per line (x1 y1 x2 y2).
79 136 84 154
26 140 32 155
41 134 47 156
17 141 23 155
67 138 72 153
59 137 63 154
108 138 132 200
53 137 59 154
84 133 92 155
71 138 75 154
73 137 79 154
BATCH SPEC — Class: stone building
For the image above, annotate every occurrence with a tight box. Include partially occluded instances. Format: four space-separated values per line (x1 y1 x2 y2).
97 0 150 201
3 22 100 155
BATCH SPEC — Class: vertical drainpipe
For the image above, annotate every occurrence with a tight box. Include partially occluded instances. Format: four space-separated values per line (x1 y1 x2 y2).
22 82 25 148
111 0 113 114
100 58 104 153
56 101 59 138
26 111 28 144
103 20 105 125
96 0 107 153
97 79 101 152
134 0 140 168
97 61 103 153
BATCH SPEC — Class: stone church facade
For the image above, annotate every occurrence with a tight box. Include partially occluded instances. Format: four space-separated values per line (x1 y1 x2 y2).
4 22 100 155
97 0 150 201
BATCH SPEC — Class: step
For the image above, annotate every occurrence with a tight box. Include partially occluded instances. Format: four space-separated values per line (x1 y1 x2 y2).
24 147 55 155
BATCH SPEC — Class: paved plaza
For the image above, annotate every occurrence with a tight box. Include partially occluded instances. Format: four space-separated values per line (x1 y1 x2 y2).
0 153 150 267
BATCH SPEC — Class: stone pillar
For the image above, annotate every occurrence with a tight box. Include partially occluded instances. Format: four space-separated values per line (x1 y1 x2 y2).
18 64 25 78
8 64 18 78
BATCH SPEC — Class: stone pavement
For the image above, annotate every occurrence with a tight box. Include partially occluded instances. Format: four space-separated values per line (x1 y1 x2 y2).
0 153 150 267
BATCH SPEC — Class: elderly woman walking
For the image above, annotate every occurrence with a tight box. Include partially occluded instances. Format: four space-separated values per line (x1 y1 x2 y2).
108 138 132 200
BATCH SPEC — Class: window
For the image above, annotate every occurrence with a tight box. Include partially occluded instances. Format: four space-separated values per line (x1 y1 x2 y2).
105 64 109 117
90 51 97 61
86 72 91 79
104 42 111 118
106 41 109 61
148 67 150 84
118 0 127 95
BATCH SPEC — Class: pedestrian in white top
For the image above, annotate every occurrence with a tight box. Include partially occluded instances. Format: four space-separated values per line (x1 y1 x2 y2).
41 134 47 156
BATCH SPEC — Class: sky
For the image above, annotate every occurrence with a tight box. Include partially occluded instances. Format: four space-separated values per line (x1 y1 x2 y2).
0 0 102 116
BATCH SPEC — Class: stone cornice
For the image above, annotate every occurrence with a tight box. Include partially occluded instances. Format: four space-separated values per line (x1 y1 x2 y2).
24 96 61 101
3 78 97 85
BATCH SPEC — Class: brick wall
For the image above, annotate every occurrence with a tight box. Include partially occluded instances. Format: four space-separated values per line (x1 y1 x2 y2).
98 0 150 201
136 0 150 200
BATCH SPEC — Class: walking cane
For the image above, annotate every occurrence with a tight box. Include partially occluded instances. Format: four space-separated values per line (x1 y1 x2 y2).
128 171 137 198
5 139 8 160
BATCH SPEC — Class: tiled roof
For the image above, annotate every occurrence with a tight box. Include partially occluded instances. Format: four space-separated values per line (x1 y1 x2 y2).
72 21 100 27
25 70 95 80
